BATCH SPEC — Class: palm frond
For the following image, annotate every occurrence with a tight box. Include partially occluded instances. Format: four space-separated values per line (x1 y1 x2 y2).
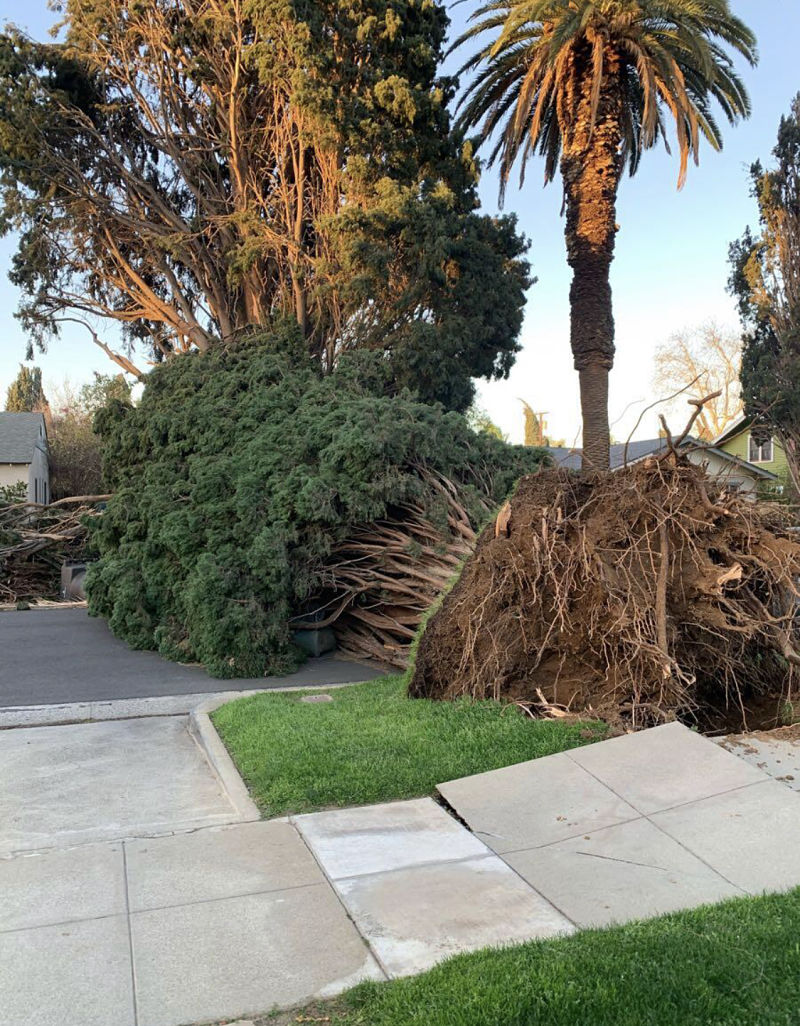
453 0 758 199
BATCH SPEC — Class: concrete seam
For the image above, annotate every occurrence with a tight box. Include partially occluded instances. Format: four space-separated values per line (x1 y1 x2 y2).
563 747 771 817
0 880 326 936
641 814 747 895
0 909 125 937
127 879 326 919
492 813 646 857
288 817 392 982
0 814 247 859
494 852 580 930
122 842 140 1026
187 703 261 822
560 749 767 893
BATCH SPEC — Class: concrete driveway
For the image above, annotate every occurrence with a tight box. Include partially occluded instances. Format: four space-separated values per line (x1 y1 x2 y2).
0 609 388 1025
0 715 382 1026
0 608 382 708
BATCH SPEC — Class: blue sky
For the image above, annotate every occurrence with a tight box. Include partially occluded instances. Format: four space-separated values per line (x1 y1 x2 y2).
1 0 798 443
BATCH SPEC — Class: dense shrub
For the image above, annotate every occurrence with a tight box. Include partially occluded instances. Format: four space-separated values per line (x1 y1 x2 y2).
87 327 544 677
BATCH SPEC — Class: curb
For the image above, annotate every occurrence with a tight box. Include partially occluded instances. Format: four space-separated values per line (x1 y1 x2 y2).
189 695 263 823
0 677 373 730
0 691 244 730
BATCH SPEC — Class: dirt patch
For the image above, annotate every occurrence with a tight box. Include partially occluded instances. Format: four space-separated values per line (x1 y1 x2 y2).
214 1000 350 1025
726 723 800 747
410 459 800 733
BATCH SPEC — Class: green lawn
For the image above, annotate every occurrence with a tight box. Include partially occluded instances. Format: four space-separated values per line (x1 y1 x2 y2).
211 675 605 816
259 889 800 1026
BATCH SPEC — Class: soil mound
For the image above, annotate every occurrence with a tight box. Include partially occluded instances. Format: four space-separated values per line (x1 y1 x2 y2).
409 458 800 732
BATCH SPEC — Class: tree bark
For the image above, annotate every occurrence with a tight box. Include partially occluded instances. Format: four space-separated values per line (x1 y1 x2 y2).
579 362 610 469
560 44 623 471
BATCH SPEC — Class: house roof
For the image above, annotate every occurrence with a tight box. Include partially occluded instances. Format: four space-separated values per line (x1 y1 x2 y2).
712 414 751 447
546 436 778 480
545 438 674 470
0 412 47 464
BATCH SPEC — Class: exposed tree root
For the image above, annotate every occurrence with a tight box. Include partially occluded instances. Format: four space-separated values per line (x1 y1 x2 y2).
409 457 800 732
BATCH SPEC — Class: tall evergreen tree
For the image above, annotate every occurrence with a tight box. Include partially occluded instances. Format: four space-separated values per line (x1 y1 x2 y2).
0 0 531 411
730 94 800 492
5 365 47 412
455 0 756 467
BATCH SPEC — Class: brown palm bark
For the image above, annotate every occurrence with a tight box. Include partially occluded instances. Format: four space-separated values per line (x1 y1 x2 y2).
560 44 623 471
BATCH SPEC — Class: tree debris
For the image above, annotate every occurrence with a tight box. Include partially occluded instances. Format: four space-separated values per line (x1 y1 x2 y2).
0 496 107 603
409 455 800 733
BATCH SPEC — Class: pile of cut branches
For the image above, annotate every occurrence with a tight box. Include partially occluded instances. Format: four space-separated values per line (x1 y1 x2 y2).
0 496 107 603
410 453 800 732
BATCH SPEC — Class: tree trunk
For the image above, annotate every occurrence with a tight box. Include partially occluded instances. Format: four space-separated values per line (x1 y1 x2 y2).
560 46 623 471
579 362 610 469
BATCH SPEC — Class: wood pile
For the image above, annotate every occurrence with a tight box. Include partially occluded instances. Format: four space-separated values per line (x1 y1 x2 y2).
0 495 108 603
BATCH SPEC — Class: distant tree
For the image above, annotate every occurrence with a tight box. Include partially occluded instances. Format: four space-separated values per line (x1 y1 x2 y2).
653 324 743 440
78 374 132 415
467 405 507 441
519 401 563 447
455 0 756 468
520 401 543 447
5 364 47 412
730 94 800 492
45 375 131 499
0 1 530 412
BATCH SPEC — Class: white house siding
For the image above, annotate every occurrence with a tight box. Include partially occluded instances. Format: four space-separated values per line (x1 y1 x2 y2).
0 453 49 504
685 450 760 497
27 442 50 504
0 464 28 491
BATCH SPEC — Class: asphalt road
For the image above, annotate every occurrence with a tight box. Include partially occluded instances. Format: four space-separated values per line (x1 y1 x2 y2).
0 608 383 708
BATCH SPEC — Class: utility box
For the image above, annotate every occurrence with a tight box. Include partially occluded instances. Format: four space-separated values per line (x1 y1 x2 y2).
61 561 87 601
292 627 337 658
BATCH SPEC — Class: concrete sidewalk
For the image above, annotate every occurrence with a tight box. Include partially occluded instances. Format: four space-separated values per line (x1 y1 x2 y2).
4 714 800 1026
0 822 382 1026
0 714 383 1026
295 723 800 975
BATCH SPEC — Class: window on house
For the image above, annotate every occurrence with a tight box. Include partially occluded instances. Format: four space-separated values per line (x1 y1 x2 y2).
748 434 774 464
34 478 39 503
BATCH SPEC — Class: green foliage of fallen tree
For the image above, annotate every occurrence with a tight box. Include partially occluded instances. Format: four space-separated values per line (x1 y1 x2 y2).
87 326 545 677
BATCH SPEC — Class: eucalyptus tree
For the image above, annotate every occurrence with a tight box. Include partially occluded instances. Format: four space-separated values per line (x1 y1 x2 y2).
0 0 530 412
456 0 756 468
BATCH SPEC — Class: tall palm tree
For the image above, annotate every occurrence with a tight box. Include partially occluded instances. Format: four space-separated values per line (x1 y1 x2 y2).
456 0 757 469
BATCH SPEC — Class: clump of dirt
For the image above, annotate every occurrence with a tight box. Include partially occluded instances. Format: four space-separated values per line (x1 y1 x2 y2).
409 457 800 733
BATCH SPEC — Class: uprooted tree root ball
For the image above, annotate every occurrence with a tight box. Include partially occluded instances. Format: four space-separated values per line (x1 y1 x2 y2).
409 458 800 732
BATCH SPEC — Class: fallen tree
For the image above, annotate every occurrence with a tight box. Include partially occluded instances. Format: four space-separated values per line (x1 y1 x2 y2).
88 331 546 677
410 442 800 732
295 470 483 667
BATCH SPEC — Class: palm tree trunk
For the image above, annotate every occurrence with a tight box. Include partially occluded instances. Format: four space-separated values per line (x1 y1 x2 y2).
578 360 610 468
561 53 623 471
